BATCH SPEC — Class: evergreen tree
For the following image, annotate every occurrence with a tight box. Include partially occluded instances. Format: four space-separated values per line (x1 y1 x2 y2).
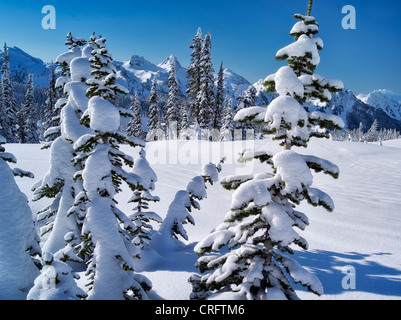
196 33 215 130
187 27 203 122
73 35 152 300
32 35 91 257
1 43 19 143
128 148 162 249
27 251 87 300
43 62 60 143
44 32 87 146
147 75 161 132
367 119 378 142
165 59 180 138
18 72 39 144
220 94 234 141
0 134 40 299
151 163 221 252
126 91 143 138
191 1 344 300
213 62 225 130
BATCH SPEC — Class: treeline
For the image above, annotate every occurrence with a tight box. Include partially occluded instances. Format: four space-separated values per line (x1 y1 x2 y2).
331 119 400 143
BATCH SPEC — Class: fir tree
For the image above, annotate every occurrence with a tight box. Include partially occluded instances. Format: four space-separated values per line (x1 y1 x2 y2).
32 35 91 257
1 43 19 143
147 75 161 132
18 72 39 144
187 28 203 122
196 33 215 130
213 62 225 130
165 58 180 138
191 1 344 300
151 163 222 252
367 119 378 142
128 148 162 249
27 251 87 300
43 62 60 143
73 35 152 300
126 91 143 139
44 32 87 146
220 94 234 141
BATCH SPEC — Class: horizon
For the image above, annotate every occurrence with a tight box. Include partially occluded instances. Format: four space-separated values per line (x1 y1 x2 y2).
0 0 400 95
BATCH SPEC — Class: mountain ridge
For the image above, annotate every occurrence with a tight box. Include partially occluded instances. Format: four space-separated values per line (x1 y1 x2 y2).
1 46 401 131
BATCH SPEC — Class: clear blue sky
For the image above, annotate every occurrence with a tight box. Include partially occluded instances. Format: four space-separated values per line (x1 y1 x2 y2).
0 0 400 95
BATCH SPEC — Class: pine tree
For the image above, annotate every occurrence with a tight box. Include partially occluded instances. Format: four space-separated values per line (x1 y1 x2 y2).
43 62 60 143
27 251 87 300
72 35 152 300
165 58 180 138
126 91 143 139
212 62 225 130
191 1 344 300
196 33 215 130
187 28 203 122
151 163 221 252
128 148 162 249
367 119 378 142
18 72 39 144
44 32 87 146
0 134 40 299
1 43 19 143
220 94 234 141
147 75 161 132
32 35 91 256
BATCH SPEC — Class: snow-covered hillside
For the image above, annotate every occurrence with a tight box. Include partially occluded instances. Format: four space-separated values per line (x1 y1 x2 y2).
358 89 401 121
8 138 401 300
0 46 51 86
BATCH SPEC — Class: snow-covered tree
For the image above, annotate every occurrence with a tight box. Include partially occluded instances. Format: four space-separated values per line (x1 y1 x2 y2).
212 62 225 130
151 163 222 252
1 43 19 143
0 134 40 299
126 91 143 139
147 75 161 135
128 148 162 249
32 35 92 256
44 32 87 146
196 33 215 130
27 251 87 300
72 35 152 300
191 1 344 300
366 119 378 142
43 62 61 143
220 94 234 141
18 72 39 144
187 27 203 122
165 59 180 139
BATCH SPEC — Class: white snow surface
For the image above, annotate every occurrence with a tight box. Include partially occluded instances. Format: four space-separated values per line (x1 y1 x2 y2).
5 138 401 300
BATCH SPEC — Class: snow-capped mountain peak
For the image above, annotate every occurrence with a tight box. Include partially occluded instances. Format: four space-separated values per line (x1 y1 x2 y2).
158 54 182 71
357 89 401 121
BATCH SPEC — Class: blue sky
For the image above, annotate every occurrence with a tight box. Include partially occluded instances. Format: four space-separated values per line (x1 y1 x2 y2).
0 0 400 95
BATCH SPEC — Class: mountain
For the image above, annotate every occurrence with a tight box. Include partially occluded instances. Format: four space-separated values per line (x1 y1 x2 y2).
0 46 51 86
357 89 401 121
309 89 401 132
1 46 401 132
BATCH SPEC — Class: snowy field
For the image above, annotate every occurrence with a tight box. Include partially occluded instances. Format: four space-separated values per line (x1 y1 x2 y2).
8 137 401 300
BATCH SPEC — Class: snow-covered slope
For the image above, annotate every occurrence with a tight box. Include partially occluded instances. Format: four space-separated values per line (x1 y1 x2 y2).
358 89 401 121
308 89 401 132
8 137 401 300
2 46 401 132
0 46 51 86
